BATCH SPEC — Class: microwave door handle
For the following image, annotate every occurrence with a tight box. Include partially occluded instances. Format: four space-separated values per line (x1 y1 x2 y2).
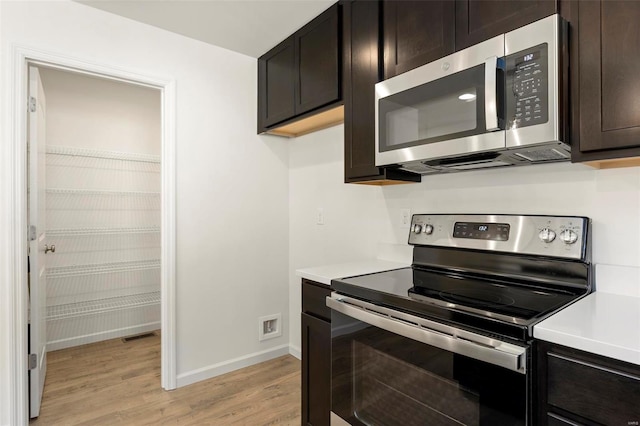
485 56 499 131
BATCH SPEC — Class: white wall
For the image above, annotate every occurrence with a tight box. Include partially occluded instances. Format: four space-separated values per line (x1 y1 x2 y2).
40 68 161 154
0 2 290 423
288 126 640 350
288 125 387 352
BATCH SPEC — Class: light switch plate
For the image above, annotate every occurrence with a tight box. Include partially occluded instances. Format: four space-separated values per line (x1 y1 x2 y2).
400 209 411 228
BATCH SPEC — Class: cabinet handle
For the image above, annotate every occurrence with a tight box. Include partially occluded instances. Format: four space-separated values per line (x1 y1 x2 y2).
44 244 56 254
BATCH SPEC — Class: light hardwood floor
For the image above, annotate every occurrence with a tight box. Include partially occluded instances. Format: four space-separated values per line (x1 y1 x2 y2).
30 334 301 425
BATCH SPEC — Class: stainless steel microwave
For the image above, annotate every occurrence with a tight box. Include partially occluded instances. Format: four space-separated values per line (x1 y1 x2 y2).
375 14 568 174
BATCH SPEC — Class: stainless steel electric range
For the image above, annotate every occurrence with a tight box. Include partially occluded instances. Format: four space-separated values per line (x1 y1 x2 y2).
329 214 592 426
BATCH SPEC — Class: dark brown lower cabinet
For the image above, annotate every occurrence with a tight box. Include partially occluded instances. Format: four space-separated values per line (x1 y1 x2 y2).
301 279 331 426
536 341 640 425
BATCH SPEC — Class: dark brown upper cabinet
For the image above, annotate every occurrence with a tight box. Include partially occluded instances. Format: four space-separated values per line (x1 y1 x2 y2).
382 0 455 79
455 0 557 51
343 0 421 184
258 37 295 130
571 0 640 166
296 6 340 115
258 3 342 137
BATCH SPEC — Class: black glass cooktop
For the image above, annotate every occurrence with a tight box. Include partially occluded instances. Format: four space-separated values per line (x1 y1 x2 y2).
332 267 586 341
409 268 578 321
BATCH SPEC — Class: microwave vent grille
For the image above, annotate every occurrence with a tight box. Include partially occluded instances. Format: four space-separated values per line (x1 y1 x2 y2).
514 148 569 162
400 163 441 174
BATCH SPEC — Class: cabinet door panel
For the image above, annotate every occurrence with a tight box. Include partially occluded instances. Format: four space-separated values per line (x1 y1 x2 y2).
301 312 331 426
455 0 557 50
579 0 640 153
344 0 383 180
296 4 340 116
547 352 640 424
258 37 295 130
302 279 331 321
383 0 455 79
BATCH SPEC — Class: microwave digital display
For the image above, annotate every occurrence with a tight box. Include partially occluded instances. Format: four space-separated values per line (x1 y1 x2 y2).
453 222 510 241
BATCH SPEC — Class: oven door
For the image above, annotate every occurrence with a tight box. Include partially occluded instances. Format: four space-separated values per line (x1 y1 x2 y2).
327 293 529 426
375 34 506 169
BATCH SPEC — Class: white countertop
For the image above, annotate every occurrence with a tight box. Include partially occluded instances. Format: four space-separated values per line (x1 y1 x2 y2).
534 265 640 366
296 259 411 286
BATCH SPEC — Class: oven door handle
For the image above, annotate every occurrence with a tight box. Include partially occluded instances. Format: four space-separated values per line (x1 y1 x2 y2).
327 293 527 374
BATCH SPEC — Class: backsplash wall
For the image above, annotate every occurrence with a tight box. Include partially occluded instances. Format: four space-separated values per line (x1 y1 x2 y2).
289 125 640 350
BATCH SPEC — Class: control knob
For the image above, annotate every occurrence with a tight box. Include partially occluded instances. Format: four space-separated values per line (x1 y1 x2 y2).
538 228 556 244
413 224 423 234
423 224 434 235
559 229 578 245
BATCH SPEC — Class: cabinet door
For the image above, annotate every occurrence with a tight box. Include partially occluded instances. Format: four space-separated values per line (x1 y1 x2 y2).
547 351 640 424
343 0 422 184
383 0 455 79
536 341 640 426
575 1 640 158
258 36 295 130
301 312 331 426
455 0 557 51
295 3 341 116
343 0 383 181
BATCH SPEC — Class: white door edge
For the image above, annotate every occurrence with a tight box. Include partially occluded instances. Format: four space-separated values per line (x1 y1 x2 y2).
3 45 178 426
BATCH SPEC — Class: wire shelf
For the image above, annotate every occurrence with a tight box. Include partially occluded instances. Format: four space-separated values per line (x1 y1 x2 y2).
47 188 160 196
47 226 160 237
47 189 161 211
47 291 160 320
47 259 160 278
47 145 160 164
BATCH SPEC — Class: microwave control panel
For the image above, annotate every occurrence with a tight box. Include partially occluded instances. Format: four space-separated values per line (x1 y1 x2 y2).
505 43 549 129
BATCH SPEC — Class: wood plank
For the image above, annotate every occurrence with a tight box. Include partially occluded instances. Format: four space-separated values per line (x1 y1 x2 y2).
266 105 344 138
30 335 301 425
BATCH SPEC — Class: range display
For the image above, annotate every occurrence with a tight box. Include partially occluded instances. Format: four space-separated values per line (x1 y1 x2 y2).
453 221 510 241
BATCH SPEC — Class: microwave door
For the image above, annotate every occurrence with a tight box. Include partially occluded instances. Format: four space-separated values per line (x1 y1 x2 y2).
375 35 506 168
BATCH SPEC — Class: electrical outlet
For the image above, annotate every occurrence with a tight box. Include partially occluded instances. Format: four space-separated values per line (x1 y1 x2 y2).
316 208 324 225
258 313 282 341
400 209 411 228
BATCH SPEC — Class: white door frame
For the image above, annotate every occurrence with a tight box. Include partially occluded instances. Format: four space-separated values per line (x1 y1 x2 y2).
3 46 177 425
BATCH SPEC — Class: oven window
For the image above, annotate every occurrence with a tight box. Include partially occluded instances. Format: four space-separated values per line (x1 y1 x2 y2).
379 64 486 151
332 317 526 426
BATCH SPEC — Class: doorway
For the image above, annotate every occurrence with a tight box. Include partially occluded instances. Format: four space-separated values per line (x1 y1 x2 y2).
7 47 177 425
29 65 163 418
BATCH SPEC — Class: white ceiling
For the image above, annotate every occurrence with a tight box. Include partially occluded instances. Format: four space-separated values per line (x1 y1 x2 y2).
77 0 335 58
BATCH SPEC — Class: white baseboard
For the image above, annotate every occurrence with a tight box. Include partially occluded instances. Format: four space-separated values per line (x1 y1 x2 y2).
46 322 160 352
176 344 291 388
289 345 301 360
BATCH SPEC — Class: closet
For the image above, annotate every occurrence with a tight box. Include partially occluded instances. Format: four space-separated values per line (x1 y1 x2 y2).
40 68 161 351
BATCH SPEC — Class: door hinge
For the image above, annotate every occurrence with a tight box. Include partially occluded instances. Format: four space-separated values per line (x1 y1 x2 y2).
29 96 36 113
28 353 37 370
29 225 37 241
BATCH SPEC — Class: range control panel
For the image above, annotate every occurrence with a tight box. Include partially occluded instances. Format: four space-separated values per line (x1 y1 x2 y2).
505 43 549 129
409 214 588 260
